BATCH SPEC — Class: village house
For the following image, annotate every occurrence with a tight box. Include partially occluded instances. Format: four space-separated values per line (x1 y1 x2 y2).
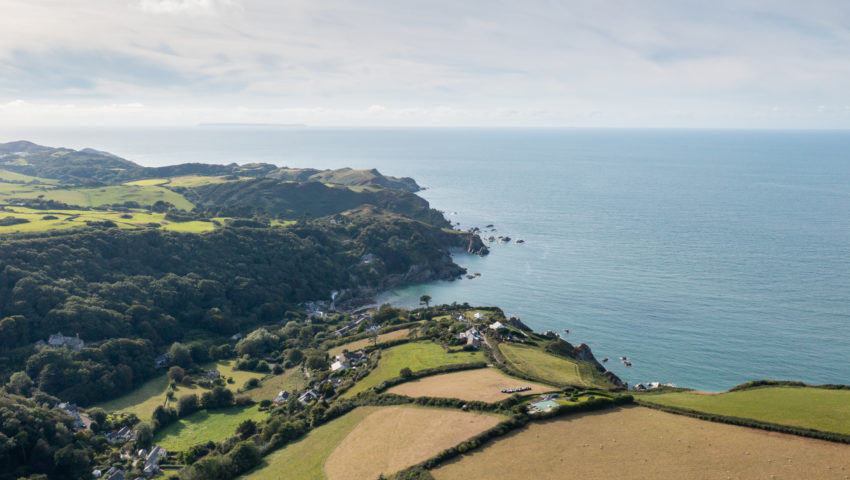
56 402 86 430
331 350 367 372
154 353 169 369
100 466 125 480
274 390 290 404
46 332 85 351
298 389 319 404
204 369 220 381
489 321 505 330
143 446 167 477
105 426 135 444
457 327 482 348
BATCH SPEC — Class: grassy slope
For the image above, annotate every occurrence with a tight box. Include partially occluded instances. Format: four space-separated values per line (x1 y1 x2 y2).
241 407 378 480
342 341 485 398
0 169 57 184
639 386 850 435
153 405 267 451
498 343 610 389
241 368 308 403
432 406 850 480
327 329 412 358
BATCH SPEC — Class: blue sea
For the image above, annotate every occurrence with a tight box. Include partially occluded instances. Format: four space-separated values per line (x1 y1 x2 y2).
3 127 850 391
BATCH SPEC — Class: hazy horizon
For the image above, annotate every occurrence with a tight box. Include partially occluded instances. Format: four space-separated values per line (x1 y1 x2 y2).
2 1 850 129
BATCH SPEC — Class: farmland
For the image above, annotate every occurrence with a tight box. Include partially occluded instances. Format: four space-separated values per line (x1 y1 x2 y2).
242 407 379 480
387 367 556 402
153 405 268 451
639 386 850 435
327 328 413 358
432 406 850 480
342 341 485 398
498 343 611 389
241 367 308 403
324 406 502 480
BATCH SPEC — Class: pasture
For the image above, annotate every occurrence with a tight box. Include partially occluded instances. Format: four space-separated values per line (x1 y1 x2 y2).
498 343 610 389
242 367 307 403
242 407 378 480
324 406 502 480
432 406 850 480
342 341 485 398
387 367 556 402
94 360 265 420
327 328 413 358
639 386 850 435
153 405 267 451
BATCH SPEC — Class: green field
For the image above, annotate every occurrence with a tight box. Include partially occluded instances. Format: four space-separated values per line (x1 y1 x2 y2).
498 343 611 389
0 169 57 184
342 341 484 398
639 386 850 435
94 360 265 420
241 407 378 480
0 206 222 234
153 405 268 451
242 367 308 403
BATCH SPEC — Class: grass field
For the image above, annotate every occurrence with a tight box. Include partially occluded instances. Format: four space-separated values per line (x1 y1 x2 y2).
498 343 611 389
342 341 485 398
0 206 222 234
328 329 413 358
639 386 850 435
94 360 264 420
153 404 268 451
242 407 378 480
0 169 57 184
432 406 850 480
324 406 502 480
242 368 308 403
387 367 556 402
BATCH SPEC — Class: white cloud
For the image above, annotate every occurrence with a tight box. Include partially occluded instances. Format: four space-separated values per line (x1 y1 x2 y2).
138 0 242 16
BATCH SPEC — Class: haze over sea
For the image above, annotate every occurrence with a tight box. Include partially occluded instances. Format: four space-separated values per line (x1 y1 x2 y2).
4 127 849 391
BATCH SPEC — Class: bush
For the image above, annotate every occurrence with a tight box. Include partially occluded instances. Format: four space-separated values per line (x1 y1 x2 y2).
168 366 186 382
400 367 413 378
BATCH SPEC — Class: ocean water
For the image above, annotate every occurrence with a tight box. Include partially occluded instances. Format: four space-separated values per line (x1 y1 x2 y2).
3 127 849 391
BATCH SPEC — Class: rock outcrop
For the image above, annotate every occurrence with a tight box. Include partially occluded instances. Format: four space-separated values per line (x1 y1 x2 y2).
467 234 489 256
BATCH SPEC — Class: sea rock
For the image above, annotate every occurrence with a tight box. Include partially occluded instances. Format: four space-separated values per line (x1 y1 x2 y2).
574 343 606 372
604 370 626 388
466 234 490 256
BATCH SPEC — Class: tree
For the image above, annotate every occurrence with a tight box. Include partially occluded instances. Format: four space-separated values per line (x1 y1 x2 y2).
419 295 432 308
236 419 257 439
167 366 185 382
176 394 199 417
228 441 261 474
400 367 413 378
88 407 108 429
134 422 153 449
7 371 34 396
168 342 193 368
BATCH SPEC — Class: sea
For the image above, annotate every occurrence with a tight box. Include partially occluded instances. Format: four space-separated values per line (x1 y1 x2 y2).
3 126 849 392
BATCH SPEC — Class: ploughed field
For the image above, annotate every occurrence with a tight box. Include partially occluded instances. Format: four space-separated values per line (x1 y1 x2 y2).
242 406 502 480
431 406 850 480
387 367 556 402
341 341 485 398
639 386 850 435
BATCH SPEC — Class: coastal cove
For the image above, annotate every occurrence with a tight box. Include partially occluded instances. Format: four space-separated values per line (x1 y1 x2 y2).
3 127 850 391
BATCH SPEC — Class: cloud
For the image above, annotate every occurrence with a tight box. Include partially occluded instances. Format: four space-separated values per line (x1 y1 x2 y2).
138 0 243 16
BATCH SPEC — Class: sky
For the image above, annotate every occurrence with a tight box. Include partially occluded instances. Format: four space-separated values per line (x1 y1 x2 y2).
1 0 849 128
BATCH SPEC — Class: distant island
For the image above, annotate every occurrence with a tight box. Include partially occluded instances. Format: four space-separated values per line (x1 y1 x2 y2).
0 141 847 480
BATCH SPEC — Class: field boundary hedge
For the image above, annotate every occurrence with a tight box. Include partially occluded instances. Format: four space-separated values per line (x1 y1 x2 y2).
635 400 850 444
728 379 850 392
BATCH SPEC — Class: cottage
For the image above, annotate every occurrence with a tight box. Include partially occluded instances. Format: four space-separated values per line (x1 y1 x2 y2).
204 370 220 381
154 353 169 369
105 426 135 444
274 391 290 404
104 467 125 480
47 332 85 351
230 332 243 341
298 389 319 404
56 402 86 430
330 360 350 372
144 446 167 477
488 321 504 330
